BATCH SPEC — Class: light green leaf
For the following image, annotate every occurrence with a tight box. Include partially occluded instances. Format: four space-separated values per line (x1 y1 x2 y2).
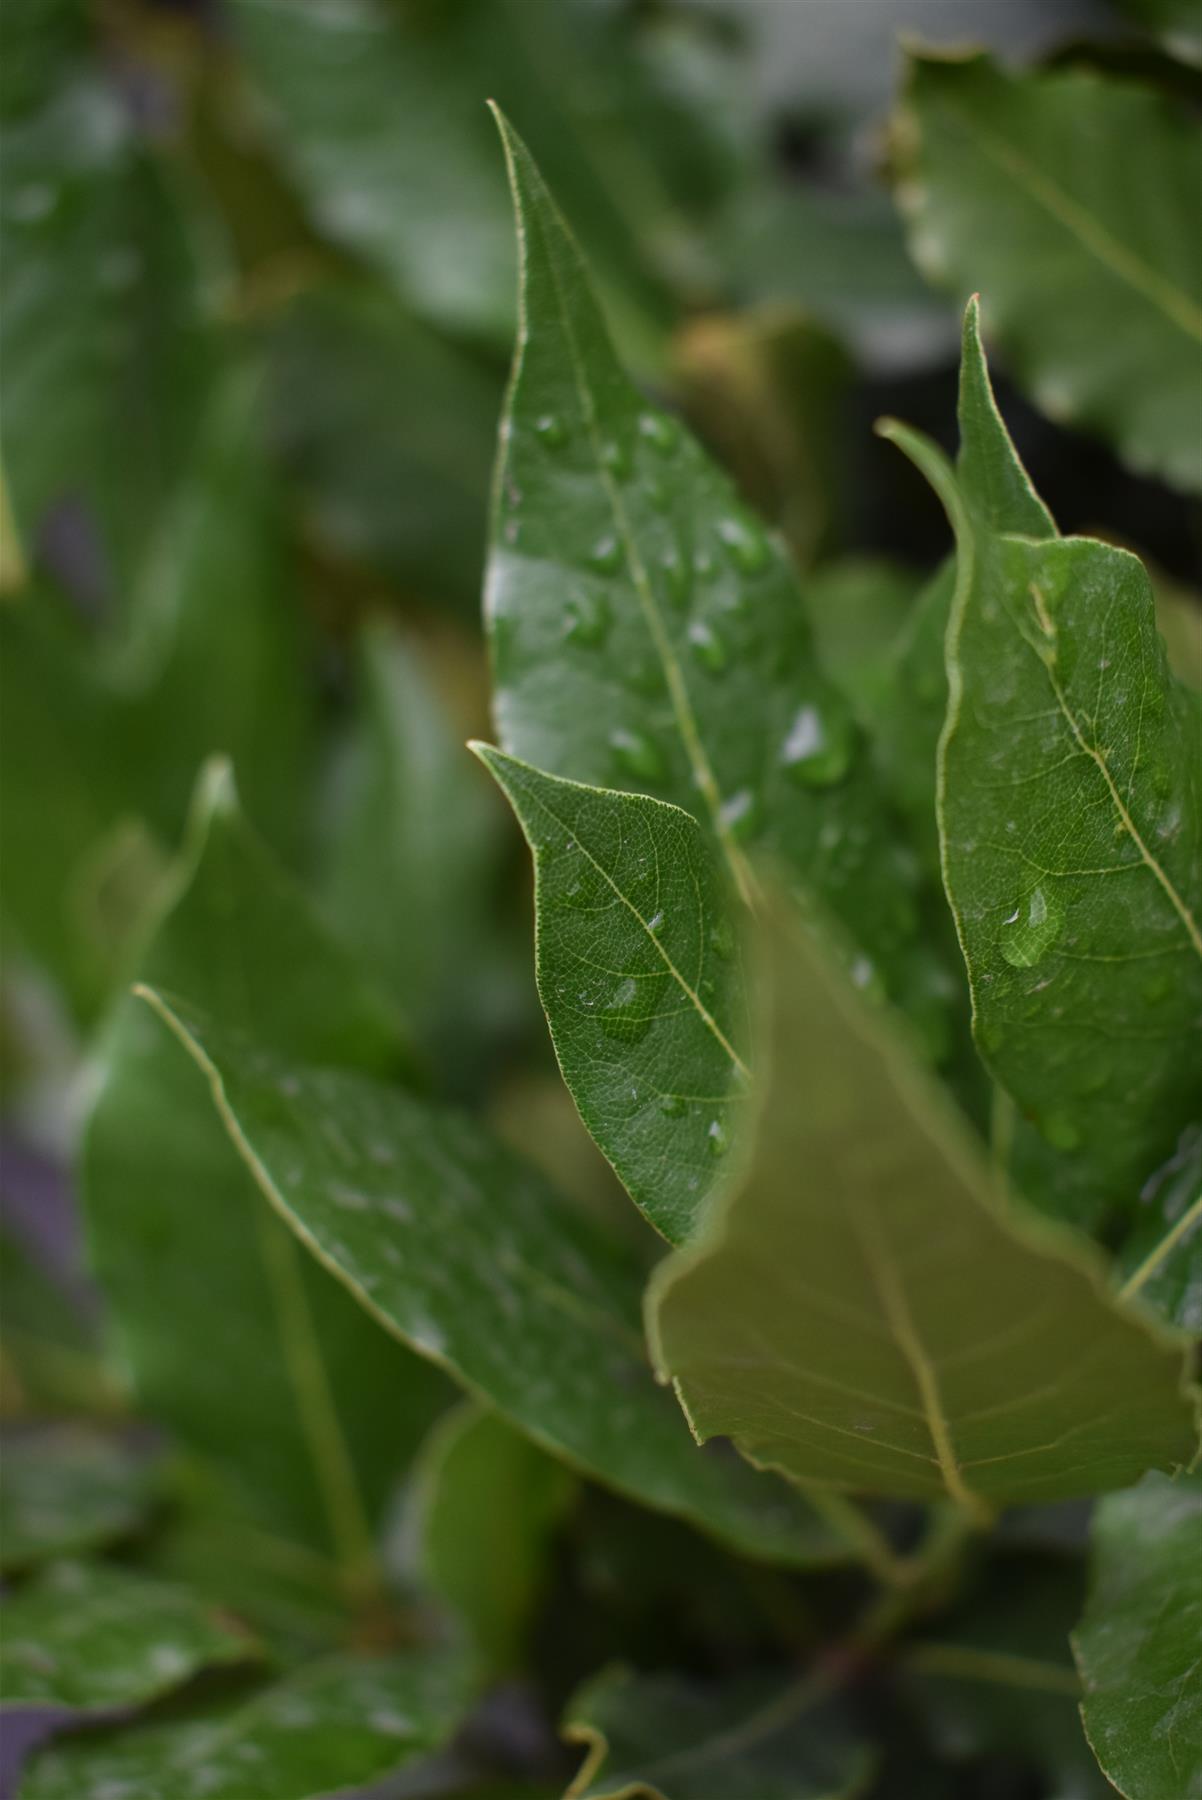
886 302 1202 1236
905 1556 1110 1797
266 280 502 611
1117 1126 1202 1333
18 1650 472 1800
82 764 449 1581
1074 1470 1202 1800
474 749 749 1245
408 1401 575 1676
894 49 1202 490
136 987 845 1572
0 1429 160 1573
0 70 214 590
0 1559 256 1713
485 112 923 991
648 898 1197 1511
562 1665 874 1800
323 626 507 1078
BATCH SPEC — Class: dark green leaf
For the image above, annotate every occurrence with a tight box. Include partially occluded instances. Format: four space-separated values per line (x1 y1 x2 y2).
409 1401 575 1676
0 1559 256 1714
885 302 1202 1236
83 764 449 1579
1116 1125 1202 1332
563 1665 874 1799
894 50 1202 489
137 986 846 1570
0 1429 160 1572
1114 0 1202 65
18 1650 472 1800
1074 1470 1202 1800
0 1227 117 1419
648 898 1197 1510
475 749 749 1245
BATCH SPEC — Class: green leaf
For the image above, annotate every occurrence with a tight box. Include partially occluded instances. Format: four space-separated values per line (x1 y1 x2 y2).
1116 1126 1202 1332
0 70 215 590
82 764 449 1579
562 1665 874 1799
266 281 502 611
0 1559 256 1714
323 627 507 1077
894 49 1202 490
0 1429 160 1572
804 557 930 723
647 898 1197 1511
136 987 846 1571
1073 1470 1202 1800
1114 0 1202 66
0 1227 118 1419
485 112 923 992
18 1650 472 1800
474 749 749 1245
905 1556 1110 1797
886 302 1202 1236
409 1400 576 1676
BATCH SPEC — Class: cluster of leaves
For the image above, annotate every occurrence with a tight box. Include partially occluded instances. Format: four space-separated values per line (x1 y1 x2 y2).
1 2 1200 1797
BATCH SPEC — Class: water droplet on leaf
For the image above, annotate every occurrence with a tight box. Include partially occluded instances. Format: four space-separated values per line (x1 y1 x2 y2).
718 516 770 574
609 728 666 784
779 702 855 787
564 590 611 647
639 411 680 454
589 534 622 575
999 886 1064 969
535 413 566 447
720 787 761 843
707 1118 729 1157
688 619 729 674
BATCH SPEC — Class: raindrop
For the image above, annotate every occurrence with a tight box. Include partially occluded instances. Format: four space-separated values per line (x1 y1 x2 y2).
639 411 680 455
645 475 670 513
535 413 566 447
709 915 735 961
660 547 690 606
600 975 652 1044
564 589 611 647
707 1118 729 1157
602 438 631 478
659 1092 685 1117
779 702 855 787
647 909 666 934
720 787 760 843
687 619 729 675
718 515 770 574
589 534 622 575
609 727 666 783
999 886 1064 969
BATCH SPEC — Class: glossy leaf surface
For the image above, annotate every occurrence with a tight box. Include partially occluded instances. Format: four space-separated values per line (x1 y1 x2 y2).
648 900 1197 1509
19 1651 471 1800
895 51 1202 490
890 304 1202 1235
476 750 748 1244
1073 1470 1202 1800
0 1559 255 1713
486 114 922 992
563 1666 874 1799
0 1430 160 1572
139 988 844 1571
83 766 448 1572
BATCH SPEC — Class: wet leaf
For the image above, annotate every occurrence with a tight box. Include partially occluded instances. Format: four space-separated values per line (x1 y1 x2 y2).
0 1430 160 1573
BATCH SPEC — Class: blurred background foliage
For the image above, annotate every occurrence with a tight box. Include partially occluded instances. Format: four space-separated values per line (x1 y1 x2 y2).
1 0 1199 1790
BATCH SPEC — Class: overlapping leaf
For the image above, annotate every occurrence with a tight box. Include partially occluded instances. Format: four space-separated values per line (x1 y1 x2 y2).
1073 1470 1202 1800
894 50 1202 490
0 1430 160 1572
0 1560 256 1713
1116 1126 1202 1332
648 899 1197 1510
83 765 449 1578
18 1651 472 1800
885 303 1202 1238
562 1665 874 1800
137 988 844 1571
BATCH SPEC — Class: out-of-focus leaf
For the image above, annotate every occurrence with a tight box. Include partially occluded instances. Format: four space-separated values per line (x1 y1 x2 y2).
1115 0 1202 65
1153 575 1202 689
894 50 1202 490
229 0 726 353
648 898 1197 1509
0 72 215 592
138 988 848 1572
672 310 852 567
0 1559 256 1714
869 561 955 883
1116 1125 1202 1332
266 281 502 610
0 1429 160 1572
18 1650 473 1800
323 626 506 1074
83 765 449 1577
905 1558 1109 1797
0 1227 116 1419
0 0 86 122
562 1665 874 1799
1073 1469 1202 1800
476 751 749 1246
486 114 927 1054
886 303 1202 1238
409 1401 575 1676
804 557 929 721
